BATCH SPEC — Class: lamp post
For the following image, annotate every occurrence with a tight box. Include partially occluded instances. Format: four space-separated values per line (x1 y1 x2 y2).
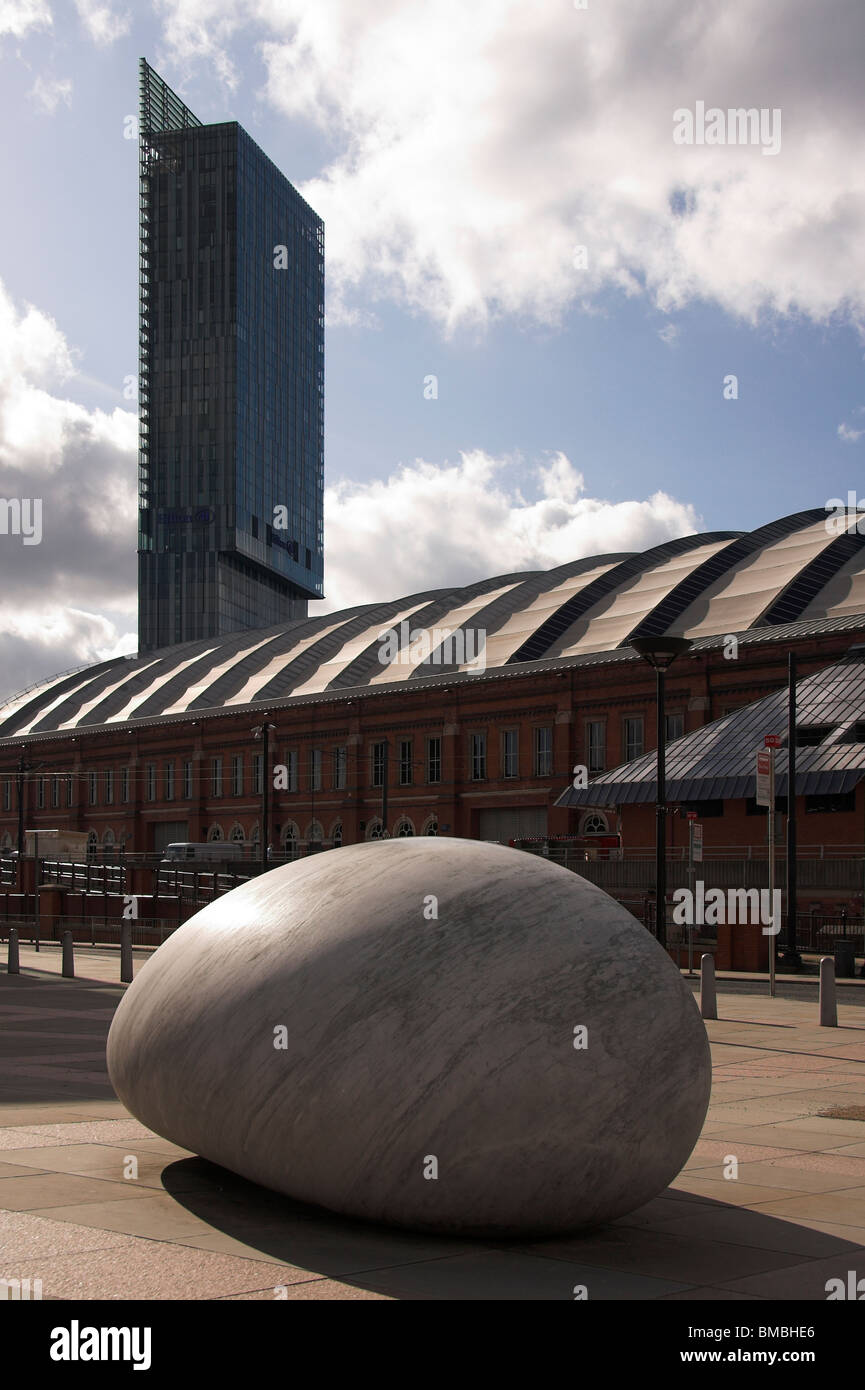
251 720 276 872
630 637 692 950
780 651 802 971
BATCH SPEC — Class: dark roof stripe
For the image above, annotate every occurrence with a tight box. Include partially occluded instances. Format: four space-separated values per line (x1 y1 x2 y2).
626 510 827 642
755 525 865 627
507 534 718 663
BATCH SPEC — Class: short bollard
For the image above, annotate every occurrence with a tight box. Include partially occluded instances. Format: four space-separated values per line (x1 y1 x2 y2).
700 954 717 1020
819 956 837 1028
7 928 19 975
120 923 133 985
61 931 75 979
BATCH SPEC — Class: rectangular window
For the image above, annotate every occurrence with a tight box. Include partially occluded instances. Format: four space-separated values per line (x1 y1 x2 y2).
65 773 73 807
534 726 553 776
252 753 263 795
121 767 130 804
309 748 322 791
681 799 725 819
624 717 644 761
586 721 605 774
470 732 487 781
51 775 60 809
183 760 193 800
105 769 114 805
164 762 175 801
371 742 386 788
427 736 441 784
2 779 10 812
88 771 98 806
502 729 518 778
211 757 223 797
332 746 346 790
806 792 856 814
146 765 156 802
399 739 413 785
665 712 685 743
37 776 45 810
283 750 298 792
232 755 243 797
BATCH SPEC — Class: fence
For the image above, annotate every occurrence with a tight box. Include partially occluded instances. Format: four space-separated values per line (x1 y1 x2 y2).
0 915 177 949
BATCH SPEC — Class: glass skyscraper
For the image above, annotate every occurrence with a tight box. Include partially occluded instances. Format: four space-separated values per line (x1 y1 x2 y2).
137 59 324 652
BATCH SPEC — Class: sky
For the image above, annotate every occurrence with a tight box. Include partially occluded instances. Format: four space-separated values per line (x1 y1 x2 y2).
0 0 863 700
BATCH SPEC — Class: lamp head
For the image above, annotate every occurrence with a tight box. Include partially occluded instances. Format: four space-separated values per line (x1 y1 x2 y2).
629 636 692 671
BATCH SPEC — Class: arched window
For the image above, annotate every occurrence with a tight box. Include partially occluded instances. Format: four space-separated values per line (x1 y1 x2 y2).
306 820 323 843
366 818 384 840
580 811 609 836
103 828 115 845
282 822 299 859
251 823 260 843
395 817 415 837
207 824 224 842
330 820 343 848
87 830 98 857
1 832 12 852
422 815 438 836
229 823 245 842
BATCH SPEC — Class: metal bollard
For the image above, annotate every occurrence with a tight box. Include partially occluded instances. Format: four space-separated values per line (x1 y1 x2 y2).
120 922 133 985
7 927 19 974
700 953 717 1020
819 956 837 1027
61 930 74 979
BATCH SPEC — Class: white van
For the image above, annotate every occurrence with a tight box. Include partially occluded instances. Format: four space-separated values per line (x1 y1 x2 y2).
162 841 245 863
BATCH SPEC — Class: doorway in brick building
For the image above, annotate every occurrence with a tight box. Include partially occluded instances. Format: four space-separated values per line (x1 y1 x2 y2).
151 821 190 854
478 808 547 842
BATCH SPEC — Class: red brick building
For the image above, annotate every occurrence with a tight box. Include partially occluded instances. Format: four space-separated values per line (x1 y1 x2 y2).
2 509 865 863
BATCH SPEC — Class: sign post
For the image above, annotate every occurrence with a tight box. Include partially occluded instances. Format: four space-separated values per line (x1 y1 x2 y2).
758 736 782 997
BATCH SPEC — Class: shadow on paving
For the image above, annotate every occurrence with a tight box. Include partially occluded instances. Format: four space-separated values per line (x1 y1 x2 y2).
160 1156 865 1300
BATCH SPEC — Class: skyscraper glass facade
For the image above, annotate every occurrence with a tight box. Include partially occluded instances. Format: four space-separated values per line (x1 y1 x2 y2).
137 60 324 652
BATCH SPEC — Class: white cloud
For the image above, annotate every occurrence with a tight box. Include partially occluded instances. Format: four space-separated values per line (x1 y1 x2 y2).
74 0 130 45
0 0 51 39
317 450 700 614
153 0 865 333
838 415 865 444
29 75 72 114
0 279 138 700
658 323 679 346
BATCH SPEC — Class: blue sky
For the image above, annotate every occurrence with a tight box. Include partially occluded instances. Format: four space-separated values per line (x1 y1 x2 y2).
0 0 863 697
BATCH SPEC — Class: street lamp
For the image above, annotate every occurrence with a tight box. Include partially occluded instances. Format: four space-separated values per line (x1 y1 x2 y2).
251 720 276 871
629 636 692 949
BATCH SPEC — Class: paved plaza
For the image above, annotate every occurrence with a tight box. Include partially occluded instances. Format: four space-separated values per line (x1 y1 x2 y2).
1 945 865 1300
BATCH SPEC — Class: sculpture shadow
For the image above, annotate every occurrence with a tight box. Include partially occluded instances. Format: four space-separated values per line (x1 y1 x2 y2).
160 1156 865 1300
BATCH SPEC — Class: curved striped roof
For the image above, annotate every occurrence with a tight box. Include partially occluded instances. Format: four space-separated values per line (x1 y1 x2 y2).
3 507 865 738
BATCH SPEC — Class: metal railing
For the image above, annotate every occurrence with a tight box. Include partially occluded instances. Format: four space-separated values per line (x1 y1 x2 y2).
0 915 177 949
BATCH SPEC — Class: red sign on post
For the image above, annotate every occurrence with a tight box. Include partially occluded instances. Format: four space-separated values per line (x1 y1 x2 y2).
764 734 782 748
756 749 772 807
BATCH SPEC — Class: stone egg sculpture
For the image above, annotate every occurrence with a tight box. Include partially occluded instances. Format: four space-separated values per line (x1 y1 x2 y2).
107 837 711 1236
